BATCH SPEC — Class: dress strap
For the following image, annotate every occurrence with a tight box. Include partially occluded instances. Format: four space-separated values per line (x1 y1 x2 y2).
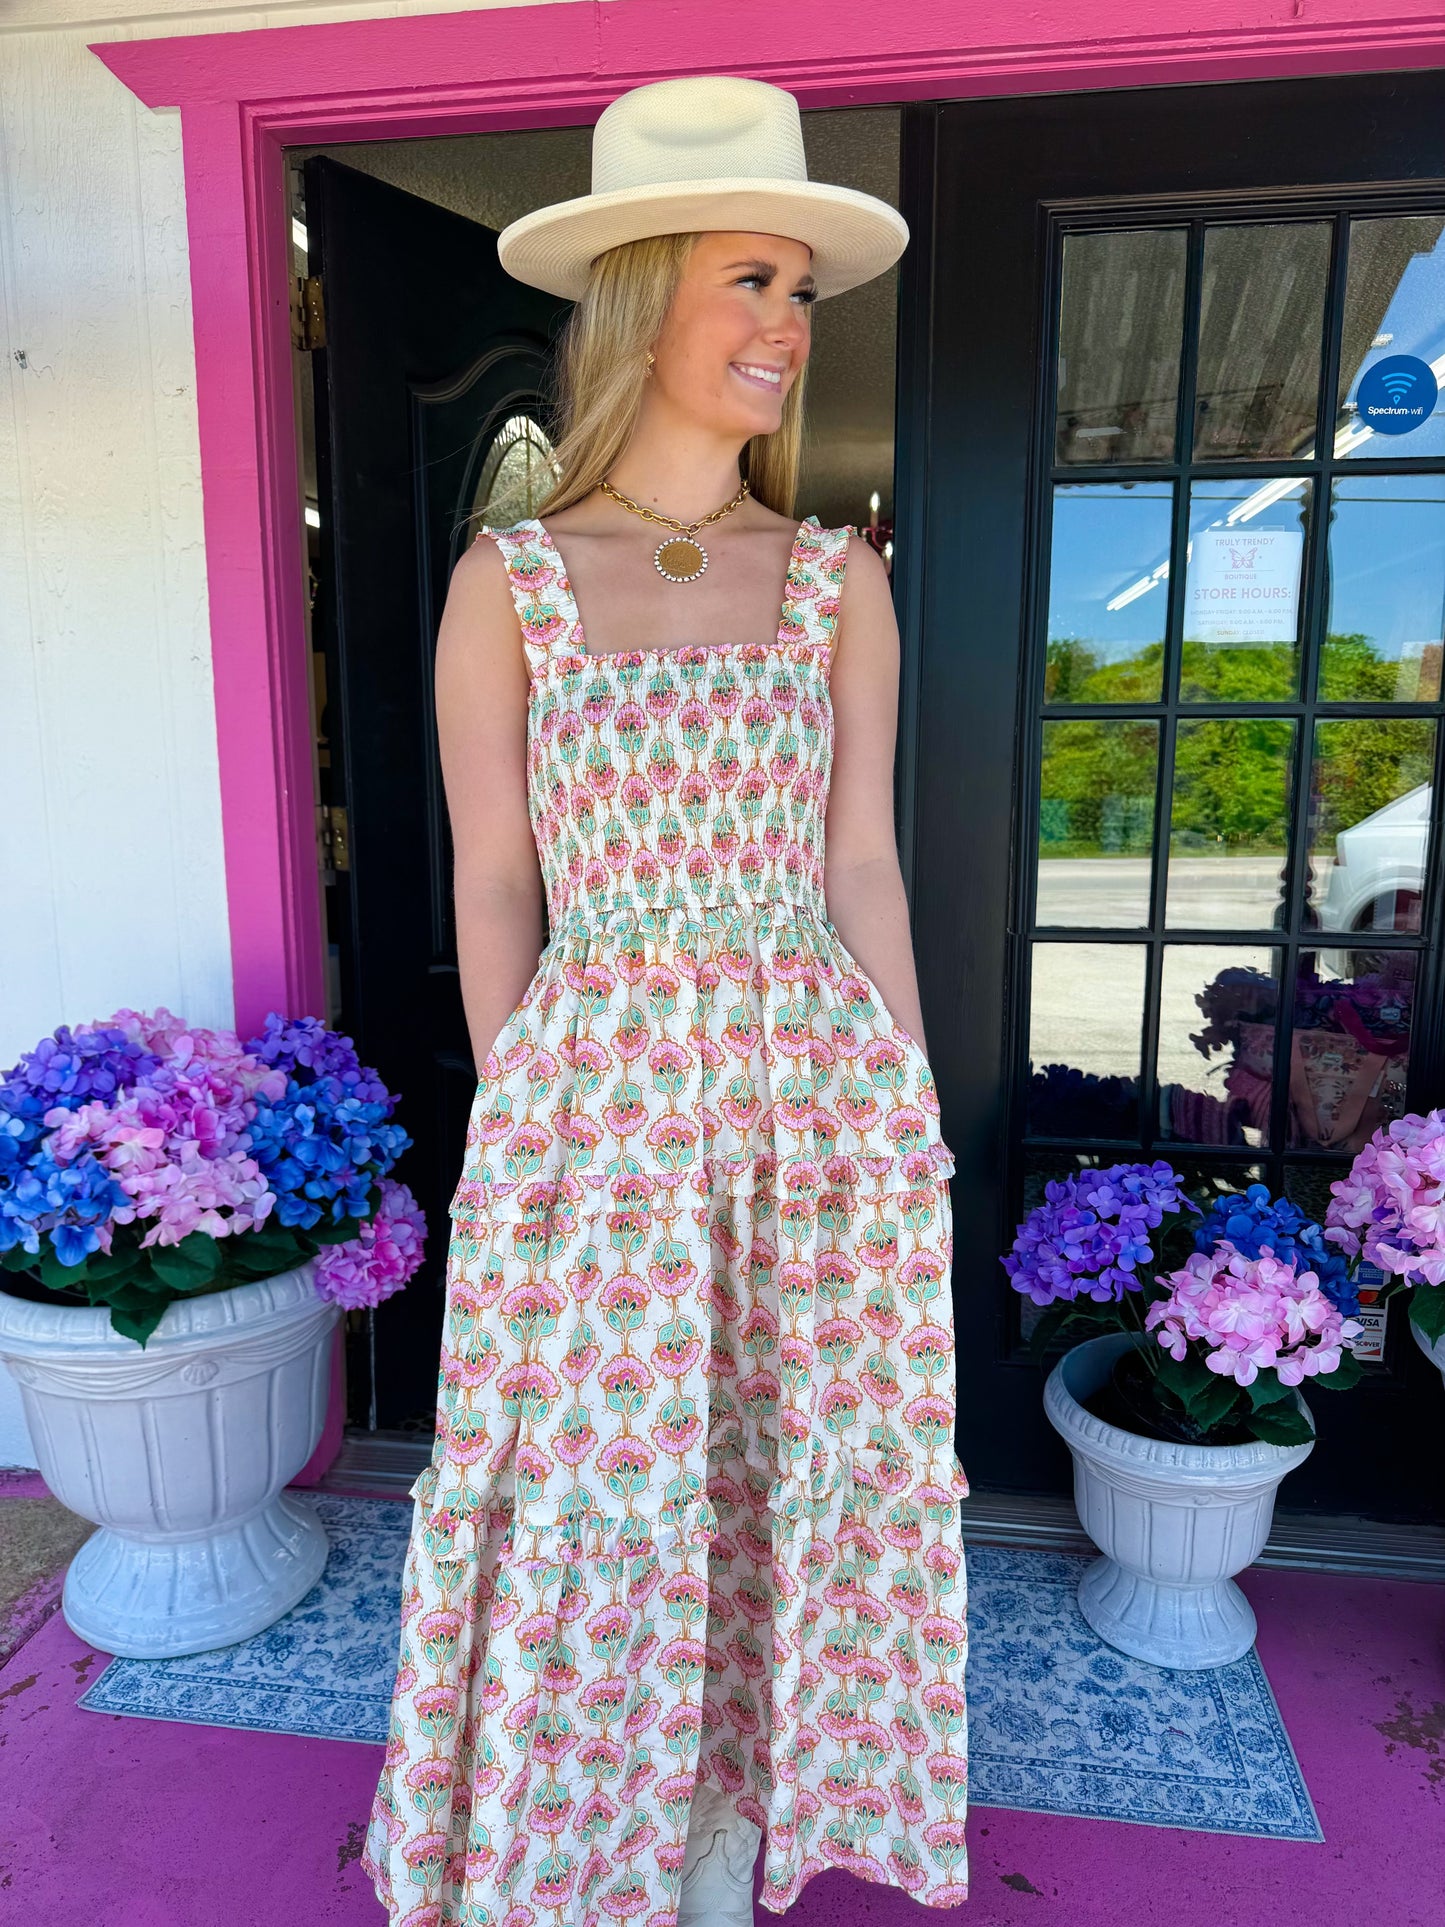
476 518 586 676
777 516 854 663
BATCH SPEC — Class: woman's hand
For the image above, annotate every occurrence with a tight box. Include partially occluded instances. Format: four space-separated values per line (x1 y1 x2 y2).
822 536 932 1057
434 537 547 1074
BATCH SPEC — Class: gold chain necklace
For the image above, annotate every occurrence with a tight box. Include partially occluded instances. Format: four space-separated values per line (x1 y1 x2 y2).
599 476 750 584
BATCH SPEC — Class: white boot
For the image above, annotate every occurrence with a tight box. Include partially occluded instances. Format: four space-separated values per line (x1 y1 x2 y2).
677 1782 760 1927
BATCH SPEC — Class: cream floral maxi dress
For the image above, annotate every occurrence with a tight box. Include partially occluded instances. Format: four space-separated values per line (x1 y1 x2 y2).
362 517 971 1927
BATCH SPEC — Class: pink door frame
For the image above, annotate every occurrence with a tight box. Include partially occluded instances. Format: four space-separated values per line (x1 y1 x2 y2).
93 2 1445 1481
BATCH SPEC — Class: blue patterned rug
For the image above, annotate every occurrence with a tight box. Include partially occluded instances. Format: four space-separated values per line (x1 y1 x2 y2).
78 1494 1320 1842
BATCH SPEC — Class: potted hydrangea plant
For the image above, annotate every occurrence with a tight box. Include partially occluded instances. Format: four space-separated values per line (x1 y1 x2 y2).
1324 1107 1445 1386
0 1006 427 1658
1002 1163 1364 1668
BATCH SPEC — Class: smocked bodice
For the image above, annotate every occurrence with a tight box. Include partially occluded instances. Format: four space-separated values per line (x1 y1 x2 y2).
484 516 850 929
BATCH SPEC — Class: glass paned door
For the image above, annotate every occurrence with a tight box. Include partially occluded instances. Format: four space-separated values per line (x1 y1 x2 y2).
1027 212 1444 1205
907 75 1445 1514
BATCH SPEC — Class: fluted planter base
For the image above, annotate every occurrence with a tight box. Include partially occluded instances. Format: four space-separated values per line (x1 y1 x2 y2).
1045 1332 1313 1670
0 1264 338 1659
63 1489 330 1659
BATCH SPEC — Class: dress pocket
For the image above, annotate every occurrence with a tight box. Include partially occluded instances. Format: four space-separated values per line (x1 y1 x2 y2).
447 971 545 1220
825 925 940 1088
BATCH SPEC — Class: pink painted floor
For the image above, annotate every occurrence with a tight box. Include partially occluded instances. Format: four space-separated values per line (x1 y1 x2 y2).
1 1488 1441 1927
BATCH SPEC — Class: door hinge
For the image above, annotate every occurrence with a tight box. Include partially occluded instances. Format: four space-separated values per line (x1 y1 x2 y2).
293 275 326 351
318 803 350 873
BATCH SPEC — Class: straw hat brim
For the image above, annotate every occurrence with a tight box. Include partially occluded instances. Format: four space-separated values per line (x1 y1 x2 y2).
496 177 909 301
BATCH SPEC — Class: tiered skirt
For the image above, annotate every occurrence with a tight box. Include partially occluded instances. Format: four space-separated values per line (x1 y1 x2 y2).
362 901 970 1926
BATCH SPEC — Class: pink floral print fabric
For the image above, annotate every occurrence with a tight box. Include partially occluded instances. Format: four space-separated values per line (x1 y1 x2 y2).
363 517 970 1926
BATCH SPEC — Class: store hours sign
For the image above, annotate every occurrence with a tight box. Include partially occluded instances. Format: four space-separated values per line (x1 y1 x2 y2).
1186 526 1303 644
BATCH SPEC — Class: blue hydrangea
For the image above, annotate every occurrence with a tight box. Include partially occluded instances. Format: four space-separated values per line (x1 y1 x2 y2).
241 1015 411 1231
0 1141 126 1265
1193 1183 1360 1317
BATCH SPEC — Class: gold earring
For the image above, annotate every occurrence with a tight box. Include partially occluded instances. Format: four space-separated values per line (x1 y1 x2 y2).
645 351 655 374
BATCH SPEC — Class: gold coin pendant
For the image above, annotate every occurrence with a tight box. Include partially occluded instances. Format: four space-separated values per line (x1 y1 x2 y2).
654 536 708 583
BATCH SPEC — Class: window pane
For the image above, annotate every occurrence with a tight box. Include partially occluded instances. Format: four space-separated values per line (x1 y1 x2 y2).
1181 478 1310 700
1290 950 1415 1152
1056 229 1186 466
1037 719 1158 927
1027 943 1145 1137
1158 946 1279 1148
1307 719 1435 937
1167 719 1295 929
1046 483 1173 702
1335 215 1445 461
1194 223 1330 460
1322 474 1445 701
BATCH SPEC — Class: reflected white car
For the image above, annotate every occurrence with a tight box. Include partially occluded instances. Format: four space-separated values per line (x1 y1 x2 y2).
1317 782 1430 936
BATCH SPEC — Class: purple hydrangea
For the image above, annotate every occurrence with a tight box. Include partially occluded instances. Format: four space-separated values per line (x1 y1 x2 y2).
1001 1160 1192 1307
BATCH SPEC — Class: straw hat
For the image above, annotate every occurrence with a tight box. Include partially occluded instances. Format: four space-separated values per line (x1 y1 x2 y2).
496 76 908 301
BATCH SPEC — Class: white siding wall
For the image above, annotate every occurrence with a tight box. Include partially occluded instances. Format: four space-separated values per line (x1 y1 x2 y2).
0 0 546 1463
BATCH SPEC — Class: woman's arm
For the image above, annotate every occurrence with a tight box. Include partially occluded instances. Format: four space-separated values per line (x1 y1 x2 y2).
823 535 932 1058
433 538 547 1074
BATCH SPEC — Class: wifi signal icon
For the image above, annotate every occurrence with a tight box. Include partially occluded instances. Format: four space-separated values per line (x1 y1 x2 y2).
1358 354 1438 436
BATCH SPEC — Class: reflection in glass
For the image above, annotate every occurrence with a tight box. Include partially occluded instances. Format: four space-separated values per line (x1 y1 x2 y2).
1290 949 1415 1152
1307 719 1435 937
1056 229 1187 467
1037 719 1158 927
1181 478 1310 700
1194 223 1330 460
1158 946 1279 1148
1323 474 1445 701
1170 1160 1267 1206
1336 215 1445 461
1046 484 1173 702
1027 943 1144 1137
470 413 559 526
1166 719 1295 929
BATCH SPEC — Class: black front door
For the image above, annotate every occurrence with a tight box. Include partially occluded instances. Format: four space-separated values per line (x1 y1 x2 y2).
901 72 1445 1518
305 157 568 1430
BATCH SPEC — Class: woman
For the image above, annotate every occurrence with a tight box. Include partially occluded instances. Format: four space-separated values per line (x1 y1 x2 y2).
363 75 970 1927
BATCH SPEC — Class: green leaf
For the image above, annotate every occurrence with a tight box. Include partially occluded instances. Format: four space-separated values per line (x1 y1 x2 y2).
1184 1370 1244 1432
1247 1401 1315 1447
82 1246 143 1285
1409 1285 1445 1344
310 1211 367 1249
36 1247 89 1290
0 1244 40 1273
108 1298 170 1348
1247 1374 1297 1409
1315 1348 1364 1392
147 1235 221 1290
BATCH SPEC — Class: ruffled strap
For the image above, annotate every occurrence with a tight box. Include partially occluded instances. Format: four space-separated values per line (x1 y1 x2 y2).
777 517 853 663
476 518 586 676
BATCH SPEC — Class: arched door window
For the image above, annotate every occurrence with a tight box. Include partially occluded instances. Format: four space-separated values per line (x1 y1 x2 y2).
470 413 559 528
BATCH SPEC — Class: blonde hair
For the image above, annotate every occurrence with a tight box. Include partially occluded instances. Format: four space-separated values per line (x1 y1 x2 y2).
540 232 806 517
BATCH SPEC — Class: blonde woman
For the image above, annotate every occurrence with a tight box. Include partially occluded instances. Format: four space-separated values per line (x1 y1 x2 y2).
363 75 970 1927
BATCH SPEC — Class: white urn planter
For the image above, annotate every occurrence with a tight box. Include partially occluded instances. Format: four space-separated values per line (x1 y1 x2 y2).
1044 1331 1314 1670
0 1262 339 1659
1412 1311 1445 1387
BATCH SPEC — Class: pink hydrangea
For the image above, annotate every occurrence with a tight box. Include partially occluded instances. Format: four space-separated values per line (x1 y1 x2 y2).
45 1067 274 1248
1146 1241 1362 1387
313 1178 428 1309
1325 1109 1445 1288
